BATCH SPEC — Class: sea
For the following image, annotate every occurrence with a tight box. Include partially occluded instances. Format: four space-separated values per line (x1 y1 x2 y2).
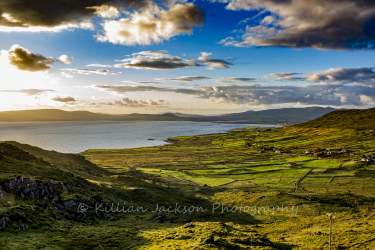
0 121 275 153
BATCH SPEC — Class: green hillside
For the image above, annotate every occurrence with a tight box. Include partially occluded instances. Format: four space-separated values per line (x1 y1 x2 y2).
295 107 375 129
1 108 375 249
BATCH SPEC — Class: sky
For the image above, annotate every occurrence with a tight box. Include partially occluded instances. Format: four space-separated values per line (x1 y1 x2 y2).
0 0 374 115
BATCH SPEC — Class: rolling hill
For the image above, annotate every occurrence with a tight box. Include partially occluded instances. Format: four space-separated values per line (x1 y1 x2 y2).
295 107 375 129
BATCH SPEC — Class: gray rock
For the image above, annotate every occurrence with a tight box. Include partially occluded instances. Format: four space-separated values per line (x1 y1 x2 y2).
64 200 78 210
61 184 68 193
0 217 8 229
3 177 66 200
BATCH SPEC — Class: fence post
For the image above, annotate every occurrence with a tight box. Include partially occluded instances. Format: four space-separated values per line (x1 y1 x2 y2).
327 213 335 250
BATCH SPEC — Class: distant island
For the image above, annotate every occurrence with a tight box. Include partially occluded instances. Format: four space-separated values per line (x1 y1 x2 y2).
0 107 336 125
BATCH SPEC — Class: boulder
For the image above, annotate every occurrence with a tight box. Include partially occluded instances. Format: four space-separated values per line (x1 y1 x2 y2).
0 217 8 230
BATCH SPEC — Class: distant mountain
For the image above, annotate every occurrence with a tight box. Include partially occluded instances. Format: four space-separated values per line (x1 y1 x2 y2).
0 107 336 124
295 107 375 129
0 109 121 121
122 113 186 121
170 113 206 118
188 107 336 124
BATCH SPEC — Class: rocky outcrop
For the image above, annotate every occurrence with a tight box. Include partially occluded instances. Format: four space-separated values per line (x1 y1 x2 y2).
3 177 72 200
0 217 8 229
0 176 109 231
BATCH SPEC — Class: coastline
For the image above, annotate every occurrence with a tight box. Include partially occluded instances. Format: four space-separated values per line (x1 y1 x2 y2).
0 121 276 154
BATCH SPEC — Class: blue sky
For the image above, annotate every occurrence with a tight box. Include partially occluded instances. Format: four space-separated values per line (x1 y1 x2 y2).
0 0 374 114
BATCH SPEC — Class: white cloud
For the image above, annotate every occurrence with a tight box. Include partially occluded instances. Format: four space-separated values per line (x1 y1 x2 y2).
96 3 205 46
62 68 122 75
95 66 375 107
58 55 73 64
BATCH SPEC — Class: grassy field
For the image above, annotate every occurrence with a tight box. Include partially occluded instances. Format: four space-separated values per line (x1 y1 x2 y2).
1 115 375 249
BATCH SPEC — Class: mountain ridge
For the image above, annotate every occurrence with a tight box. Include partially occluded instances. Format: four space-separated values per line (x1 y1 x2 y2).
0 107 337 124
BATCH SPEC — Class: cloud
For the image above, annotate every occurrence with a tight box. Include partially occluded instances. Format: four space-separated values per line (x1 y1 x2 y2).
57 55 73 64
155 76 263 83
62 68 122 75
90 97 169 108
5 45 72 72
217 0 375 50
93 5 121 19
198 52 232 70
86 51 232 71
0 89 54 95
267 73 300 78
0 0 154 32
51 96 77 103
113 98 169 107
265 72 305 81
156 76 211 82
86 63 113 68
114 50 201 70
122 80 164 84
95 65 375 107
95 85 201 96
96 3 205 46
305 67 375 86
215 77 261 83
267 67 375 84
7 45 55 72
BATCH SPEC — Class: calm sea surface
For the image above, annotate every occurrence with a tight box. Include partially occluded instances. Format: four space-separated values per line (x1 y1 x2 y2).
0 121 275 153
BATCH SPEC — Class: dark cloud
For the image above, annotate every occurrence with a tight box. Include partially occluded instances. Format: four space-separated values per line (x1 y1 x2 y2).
115 58 200 70
215 77 261 83
198 52 232 70
7 45 55 71
266 72 305 81
306 67 375 86
51 96 77 103
267 68 375 83
0 0 150 29
267 73 300 78
156 76 211 82
155 76 262 83
274 76 305 81
88 51 231 71
114 50 202 70
6 45 72 71
0 89 54 95
218 0 375 50
62 68 122 75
